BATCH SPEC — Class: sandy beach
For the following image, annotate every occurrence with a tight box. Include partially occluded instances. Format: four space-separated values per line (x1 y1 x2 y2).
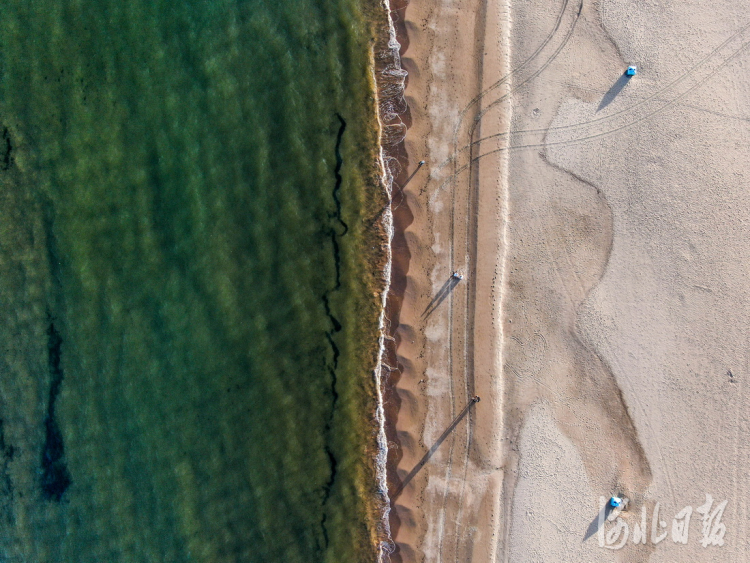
386 0 750 560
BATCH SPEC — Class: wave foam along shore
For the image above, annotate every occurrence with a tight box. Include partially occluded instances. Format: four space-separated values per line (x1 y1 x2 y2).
370 0 409 559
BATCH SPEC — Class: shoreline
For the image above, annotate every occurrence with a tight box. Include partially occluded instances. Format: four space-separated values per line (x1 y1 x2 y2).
369 0 413 558
376 0 512 559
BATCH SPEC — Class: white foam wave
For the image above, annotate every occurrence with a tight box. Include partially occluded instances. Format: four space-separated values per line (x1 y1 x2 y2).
372 0 407 559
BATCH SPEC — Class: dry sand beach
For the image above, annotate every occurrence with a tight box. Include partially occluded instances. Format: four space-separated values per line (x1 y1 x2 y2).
385 0 750 560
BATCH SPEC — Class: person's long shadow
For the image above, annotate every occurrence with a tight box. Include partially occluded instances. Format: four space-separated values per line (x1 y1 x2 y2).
583 501 615 541
597 73 633 112
422 276 460 319
391 397 479 501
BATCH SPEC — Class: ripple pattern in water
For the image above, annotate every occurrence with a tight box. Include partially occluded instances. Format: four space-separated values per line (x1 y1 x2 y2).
0 0 384 561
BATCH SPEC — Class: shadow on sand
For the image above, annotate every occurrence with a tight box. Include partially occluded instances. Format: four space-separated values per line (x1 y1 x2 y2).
390 397 479 501
597 73 632 112
370 161 425 227
422 276 460 319
583 501 615 541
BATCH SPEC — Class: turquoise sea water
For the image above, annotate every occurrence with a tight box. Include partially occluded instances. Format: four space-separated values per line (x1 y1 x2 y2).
0 1 385 561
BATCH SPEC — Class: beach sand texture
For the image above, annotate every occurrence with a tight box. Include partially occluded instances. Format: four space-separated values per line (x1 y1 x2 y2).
388 0 750 560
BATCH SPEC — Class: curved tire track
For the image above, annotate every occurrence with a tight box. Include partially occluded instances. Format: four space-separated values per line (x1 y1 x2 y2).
468 18 750 151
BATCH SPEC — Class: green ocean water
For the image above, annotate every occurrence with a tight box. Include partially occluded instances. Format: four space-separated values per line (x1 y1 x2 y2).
0 1 386 561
